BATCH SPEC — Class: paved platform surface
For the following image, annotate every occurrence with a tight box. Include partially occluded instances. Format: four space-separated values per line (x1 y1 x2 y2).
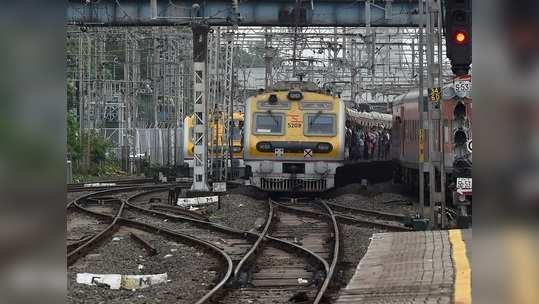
334 229 471 304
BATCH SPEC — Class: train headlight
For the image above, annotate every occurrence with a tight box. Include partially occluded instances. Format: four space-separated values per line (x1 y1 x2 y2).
232 146 243 153
287 90 303 100
256 142 273 152
315 142 333 153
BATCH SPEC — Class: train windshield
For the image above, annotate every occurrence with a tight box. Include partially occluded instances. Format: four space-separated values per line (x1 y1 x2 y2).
254 113 283 135
305 114 335 135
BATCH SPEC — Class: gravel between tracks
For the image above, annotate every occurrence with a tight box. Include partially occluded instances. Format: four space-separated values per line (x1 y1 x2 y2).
67 227 220 304
208 194 267 231
67 210 106 241
324 182 417 215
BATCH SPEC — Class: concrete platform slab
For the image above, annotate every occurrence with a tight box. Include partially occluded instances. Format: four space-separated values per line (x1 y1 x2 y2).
334 229 471 304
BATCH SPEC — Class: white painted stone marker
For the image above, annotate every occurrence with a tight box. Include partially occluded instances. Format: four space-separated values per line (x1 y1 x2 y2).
76 273 168 290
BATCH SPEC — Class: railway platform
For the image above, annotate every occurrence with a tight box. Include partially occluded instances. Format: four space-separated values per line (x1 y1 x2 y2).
334 229 471 304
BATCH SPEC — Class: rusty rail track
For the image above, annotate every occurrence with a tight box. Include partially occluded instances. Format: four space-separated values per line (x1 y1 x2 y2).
272 200 411 231
126 190 334 303
267 198 340 304
325 201 408 222
67 187 234 304
314 201 340 304
67 198 126 266
232 200 274 280
68 187 340 303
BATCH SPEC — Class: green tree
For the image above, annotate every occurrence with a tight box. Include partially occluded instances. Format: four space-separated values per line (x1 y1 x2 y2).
67 111 81 161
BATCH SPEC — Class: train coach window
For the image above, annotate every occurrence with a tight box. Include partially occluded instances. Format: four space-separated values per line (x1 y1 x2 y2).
304 114 336 136
253 113 284 135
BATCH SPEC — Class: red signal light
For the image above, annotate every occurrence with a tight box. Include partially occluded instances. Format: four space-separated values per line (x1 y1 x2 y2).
454 31 468 45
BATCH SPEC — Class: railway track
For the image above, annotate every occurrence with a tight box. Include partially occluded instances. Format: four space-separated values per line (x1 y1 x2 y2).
272 198 411 231
123 189 339 303
67 188 356 303
124 189 260 270
67 187 237 304
325 201 408 221
219 198 339 304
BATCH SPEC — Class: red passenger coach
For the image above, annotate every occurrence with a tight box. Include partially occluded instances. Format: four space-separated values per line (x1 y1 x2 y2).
391 79 472 227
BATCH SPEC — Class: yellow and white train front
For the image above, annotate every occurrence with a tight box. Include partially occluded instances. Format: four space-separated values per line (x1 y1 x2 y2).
182 112 244 176
244 90 345 192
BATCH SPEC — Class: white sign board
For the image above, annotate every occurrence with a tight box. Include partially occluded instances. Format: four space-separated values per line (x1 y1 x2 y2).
466 139 472 153
454 79 472 98
212 182 227 192
84 183 116 188
456 177 472 194
177 196 219 207
304 148 313 158
76 273 167 290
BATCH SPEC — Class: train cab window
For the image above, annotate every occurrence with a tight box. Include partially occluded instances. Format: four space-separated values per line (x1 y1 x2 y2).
253 112 284 135
304 114 336 136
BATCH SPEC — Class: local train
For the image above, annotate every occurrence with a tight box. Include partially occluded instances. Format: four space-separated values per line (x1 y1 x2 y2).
346 108 392 129
391 81 472 226
183 112 245 177
243 81 346 192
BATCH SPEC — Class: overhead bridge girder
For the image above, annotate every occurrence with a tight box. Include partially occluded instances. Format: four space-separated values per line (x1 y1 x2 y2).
67 0 420 27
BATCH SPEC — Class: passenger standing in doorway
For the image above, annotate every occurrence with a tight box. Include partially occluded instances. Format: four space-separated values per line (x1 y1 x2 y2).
384 129 391 159
368 127 377 159
356 127 364 160
345 120 353 160
363 131 369 159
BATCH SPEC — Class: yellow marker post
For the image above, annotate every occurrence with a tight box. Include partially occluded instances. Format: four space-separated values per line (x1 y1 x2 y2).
449 230 471 304
419 128 425 162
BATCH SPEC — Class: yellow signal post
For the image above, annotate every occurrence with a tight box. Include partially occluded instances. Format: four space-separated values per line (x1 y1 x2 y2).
419 128 425 162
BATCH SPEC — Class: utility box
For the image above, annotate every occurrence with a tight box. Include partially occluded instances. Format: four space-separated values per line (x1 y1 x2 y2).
404 215 430 231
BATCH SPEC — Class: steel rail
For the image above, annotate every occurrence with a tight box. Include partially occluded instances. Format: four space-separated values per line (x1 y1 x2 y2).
70 188 332 303
325 201 408 222
314 201 340 304
67 185 172 259
67 198 126 266
67 177 155 188
126 194 330 275
271 201 411 231
116 218 233 304
126 193 330 267
67 182 187 192
232 199 274 279
127 194 331 279
70 193 234 304
149 204 210 221
66 185 170 209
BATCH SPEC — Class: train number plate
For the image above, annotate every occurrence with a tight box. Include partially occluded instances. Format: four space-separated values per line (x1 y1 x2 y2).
454 79 472 97
287 122 302 128
456 177 472 192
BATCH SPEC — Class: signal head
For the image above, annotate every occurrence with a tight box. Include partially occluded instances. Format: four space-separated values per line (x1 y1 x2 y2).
454 31 468 45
